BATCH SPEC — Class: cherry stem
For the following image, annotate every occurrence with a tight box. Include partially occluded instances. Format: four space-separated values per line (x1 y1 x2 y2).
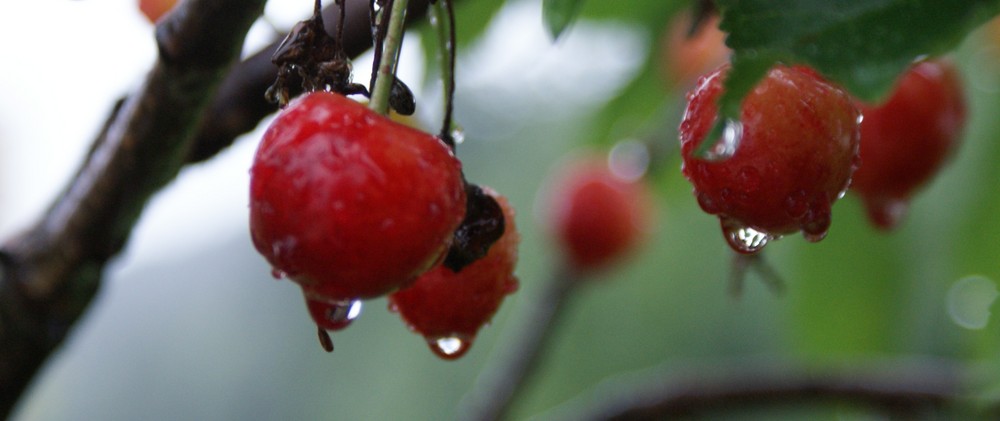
369 0 409 115
429 0 457 148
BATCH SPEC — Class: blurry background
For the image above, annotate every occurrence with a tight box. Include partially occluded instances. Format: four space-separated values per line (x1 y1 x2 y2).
3 0 1000 419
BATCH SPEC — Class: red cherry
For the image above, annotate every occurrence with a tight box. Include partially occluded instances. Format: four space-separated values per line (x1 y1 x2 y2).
389 188 519 360
249 92 466 309
544 154 653 271
658 11 730 90
679 64 861 253
139 0 177 23
851 59 966 229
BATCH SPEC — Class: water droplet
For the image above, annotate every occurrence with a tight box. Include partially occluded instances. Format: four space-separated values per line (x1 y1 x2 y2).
856 113 865 125
947 275 998 330
270 268 286 280
720 217 771 254
696 191 720 214
608 139 650 182
305 296 363 331
428 335 472 360
801 198 831 242
704 119 742 161
450 125 466 145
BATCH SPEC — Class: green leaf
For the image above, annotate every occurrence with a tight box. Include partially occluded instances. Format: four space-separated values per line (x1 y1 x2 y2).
543 0 586 39
713 0 1000 125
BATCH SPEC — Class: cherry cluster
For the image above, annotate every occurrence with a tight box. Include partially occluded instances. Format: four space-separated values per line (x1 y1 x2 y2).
679 58 966 253
247 1 517 359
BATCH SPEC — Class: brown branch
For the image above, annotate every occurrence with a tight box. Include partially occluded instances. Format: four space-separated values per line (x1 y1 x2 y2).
0 1 439 417
457 266 580 421
559 359 968 420
0 0 265 417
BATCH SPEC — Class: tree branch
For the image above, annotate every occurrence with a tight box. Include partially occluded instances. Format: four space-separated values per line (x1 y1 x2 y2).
458 266 580 421
0 0 265 416
559 359 967 420
0 0 438 417
185 0 433 163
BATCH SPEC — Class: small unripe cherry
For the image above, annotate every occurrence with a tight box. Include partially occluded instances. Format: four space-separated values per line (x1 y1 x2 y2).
389 188 519 360
850 59 966 229
542 153 653 271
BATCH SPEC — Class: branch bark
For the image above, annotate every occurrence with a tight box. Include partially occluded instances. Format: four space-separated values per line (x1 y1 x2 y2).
0 1 435 417
186 0 433 163
0 0 266 416
564 359 967 420
458 267 579 421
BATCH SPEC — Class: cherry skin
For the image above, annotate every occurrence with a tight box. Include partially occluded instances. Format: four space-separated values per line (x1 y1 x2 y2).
850 59 966 230
679 64 861 253
543 153 653 271
250 91 466 309
389 188 519 360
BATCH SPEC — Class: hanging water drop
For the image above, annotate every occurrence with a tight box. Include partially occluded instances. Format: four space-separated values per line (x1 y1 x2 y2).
427 335 472 360
305 296 363 331
608 139 650 182
704 119 742 161
721 218 771 254
270 268 286 280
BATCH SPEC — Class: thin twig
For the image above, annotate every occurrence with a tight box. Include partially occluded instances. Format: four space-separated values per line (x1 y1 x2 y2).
457 266 580 421
186 0 436 164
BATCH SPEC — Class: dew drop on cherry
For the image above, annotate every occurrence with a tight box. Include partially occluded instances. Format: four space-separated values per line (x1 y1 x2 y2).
721 217 771 254
270 268 287 280
427 334 473 360
801 198 832 242
704 118 743 161
306 297 363 331
450 125 466 145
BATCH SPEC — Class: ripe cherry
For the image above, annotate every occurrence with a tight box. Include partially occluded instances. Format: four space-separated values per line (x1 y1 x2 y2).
543 153 653 271
389 188 519 360
250 92 466 320
139 0 177 23
850 59 966 229
658 10 730 90
679 64 861 253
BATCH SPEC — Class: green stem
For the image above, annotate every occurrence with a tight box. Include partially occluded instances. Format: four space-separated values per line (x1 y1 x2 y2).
369 0 410 115
429 0 456 144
